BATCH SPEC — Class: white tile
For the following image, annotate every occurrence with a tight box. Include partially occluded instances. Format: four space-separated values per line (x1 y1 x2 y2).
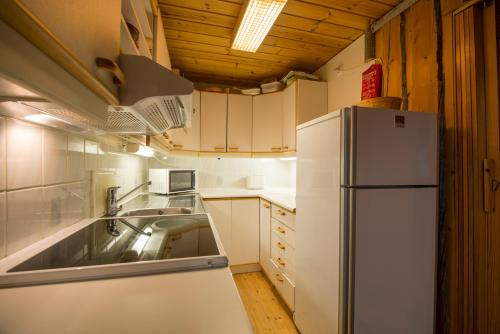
0 118 5 191
84 140 99 171
65 182 87 225
6 119 43 190
0 193 5 258
43 128 68 185
6 188 44 255
68 135 84 181
43 183 86 231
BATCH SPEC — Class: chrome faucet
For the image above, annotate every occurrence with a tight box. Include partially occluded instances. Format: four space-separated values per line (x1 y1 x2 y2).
106 181 152 236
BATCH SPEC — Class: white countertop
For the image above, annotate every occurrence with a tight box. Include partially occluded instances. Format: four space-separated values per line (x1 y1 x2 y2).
0 268 253 334
198 188 296 212
0 194 253 334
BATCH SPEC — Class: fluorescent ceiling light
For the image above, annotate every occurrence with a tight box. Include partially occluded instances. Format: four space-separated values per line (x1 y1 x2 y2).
232 0 287 52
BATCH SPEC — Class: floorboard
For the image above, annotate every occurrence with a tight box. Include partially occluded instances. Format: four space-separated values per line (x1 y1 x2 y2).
234 272 298 334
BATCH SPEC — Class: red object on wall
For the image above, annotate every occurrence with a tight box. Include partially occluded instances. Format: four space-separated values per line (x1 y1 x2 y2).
361 64 383 100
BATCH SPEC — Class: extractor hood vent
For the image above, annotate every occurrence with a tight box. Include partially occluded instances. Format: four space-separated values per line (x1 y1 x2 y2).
102 55 194 135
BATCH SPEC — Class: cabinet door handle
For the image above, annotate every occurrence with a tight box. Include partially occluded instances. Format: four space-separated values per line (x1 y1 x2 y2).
277 242 286 250
171 234 182 241
277 257 286 266
282 146 289 150
276 226 286 234
214 146 225 151
228 146 239 151
95 57 126 86
271 147 282 152
263 202 270 208
276 274 284 282
173 144 184 149
277 209 286 216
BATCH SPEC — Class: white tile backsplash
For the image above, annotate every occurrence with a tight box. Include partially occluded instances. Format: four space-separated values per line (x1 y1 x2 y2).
0 116 149 259
7 118 43 190
43 128 68 185
150 156 296 189
6 188 45 255
0 118 5 191
68 135 85 182
0 193 5 258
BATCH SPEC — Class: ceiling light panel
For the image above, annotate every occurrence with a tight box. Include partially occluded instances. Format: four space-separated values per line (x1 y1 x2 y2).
232 0 287 52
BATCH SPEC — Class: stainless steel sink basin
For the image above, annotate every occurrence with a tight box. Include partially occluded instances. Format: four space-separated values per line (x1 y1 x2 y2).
120 208 192 217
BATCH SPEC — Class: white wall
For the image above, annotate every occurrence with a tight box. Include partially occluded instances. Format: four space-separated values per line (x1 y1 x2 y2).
315 36 374 112
0 117 148 259
151 156 296 190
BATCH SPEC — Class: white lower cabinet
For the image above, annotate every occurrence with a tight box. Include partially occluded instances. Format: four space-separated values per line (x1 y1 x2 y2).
204 198 259 266
259 199 272 275
231 199 259 265
203 199 232 259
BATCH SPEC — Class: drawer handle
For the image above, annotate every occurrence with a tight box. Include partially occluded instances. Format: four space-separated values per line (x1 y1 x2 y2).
277 209 286 216
276 274 284 282
277 226 286 234
263 202 270 208
95 57 126 86
277 257 286 266
277 242 286 250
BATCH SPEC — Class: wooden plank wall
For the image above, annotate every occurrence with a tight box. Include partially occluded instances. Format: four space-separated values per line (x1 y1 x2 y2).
375 0 500 333
375 0 437 112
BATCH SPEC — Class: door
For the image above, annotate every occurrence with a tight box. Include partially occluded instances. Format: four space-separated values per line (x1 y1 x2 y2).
252 92 283 153
167 90 200 151
446 3 500 333
347 187 437 334
231 199 259 265
227 94 252 153
201 92 227 152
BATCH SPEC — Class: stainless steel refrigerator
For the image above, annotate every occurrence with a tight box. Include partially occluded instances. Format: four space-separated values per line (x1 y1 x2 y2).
295 106 438 334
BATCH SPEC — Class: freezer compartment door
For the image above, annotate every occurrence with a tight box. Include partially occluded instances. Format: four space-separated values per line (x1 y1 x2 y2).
343 107 438 186
346 187 437 334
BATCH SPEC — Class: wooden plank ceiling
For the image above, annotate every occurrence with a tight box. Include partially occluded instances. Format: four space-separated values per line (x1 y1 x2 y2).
159 0 401 87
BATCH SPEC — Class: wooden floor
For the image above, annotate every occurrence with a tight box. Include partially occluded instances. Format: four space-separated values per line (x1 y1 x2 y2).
234 272 298 334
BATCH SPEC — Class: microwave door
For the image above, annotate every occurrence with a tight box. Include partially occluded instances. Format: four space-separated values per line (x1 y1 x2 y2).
169 170 196 193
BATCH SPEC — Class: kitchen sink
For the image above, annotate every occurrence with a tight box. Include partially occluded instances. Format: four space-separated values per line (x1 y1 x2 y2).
0 213 227 288
120 207 193 217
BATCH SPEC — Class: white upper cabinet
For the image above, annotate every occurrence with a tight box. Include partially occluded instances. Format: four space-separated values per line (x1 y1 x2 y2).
201 92 228 152
167 90 200 151
282 80 328 152
252 92 283 153
20 0 122 94
227 94 253 153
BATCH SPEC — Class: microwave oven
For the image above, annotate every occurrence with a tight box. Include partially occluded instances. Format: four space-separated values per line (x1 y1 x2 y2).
148 169 198 194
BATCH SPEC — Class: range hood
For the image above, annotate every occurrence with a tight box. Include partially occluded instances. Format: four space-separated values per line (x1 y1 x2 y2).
0 18 194 135
103 55 195 134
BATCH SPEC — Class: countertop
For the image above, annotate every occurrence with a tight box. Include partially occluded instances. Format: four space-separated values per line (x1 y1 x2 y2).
0 268 253 334
0 193 253 334
198 188 296 212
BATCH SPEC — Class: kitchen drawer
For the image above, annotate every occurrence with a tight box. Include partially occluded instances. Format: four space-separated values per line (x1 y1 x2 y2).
272 218 296 248
272 247 296 282
271 232 295 263
271 204 295 230
282 273 295 311
269 259 283 290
